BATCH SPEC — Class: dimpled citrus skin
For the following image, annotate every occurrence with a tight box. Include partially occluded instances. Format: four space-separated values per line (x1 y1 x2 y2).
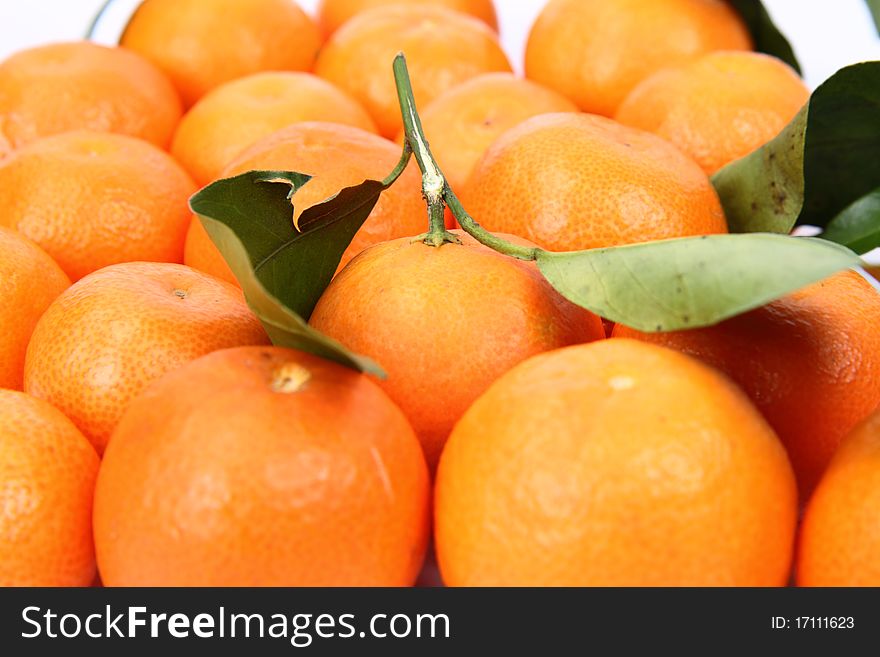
798 411 880 586
460 113 727 252
24 262 269 454
616 51 810 174
315 4 511 137
120 0 321 108
94 346 430 586
0 227 70 389
317 0 498 36
0 390 99 586
525 0 752 116
0 131 196 281
435 339 798 586
0 41 181 156
171 72 378 186
310 231 606 470
613 271 880 499
184 122 425 284
397 73 579 193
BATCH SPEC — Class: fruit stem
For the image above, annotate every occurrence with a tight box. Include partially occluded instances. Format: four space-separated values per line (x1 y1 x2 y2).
382 141 413 188
392 53 537 259
444 184 538 261
85 0 120 39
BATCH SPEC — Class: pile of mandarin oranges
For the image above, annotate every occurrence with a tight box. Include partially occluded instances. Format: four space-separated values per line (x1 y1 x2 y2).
1 0 879 588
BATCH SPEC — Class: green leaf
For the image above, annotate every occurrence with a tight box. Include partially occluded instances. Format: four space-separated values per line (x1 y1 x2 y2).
712 62 880 236
711 105 807 234
536 234 860 332
799 63 880 228
727 0 801 73
189 170 385 376
867 0 880 35
821 188 880 254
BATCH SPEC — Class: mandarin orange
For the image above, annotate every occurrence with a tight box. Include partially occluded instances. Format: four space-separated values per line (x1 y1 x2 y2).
24 262 269 454
399 73 578 194
460 112 726 252
798 410 880 586
613 271 880 498
525 0 752 116
94 346 430 586
185 122 425 284
0 131 196 281
435 339 797 586
0 41 181 156
315 4 511 137
120 0 321 108
0 227 70 390
317 0 498 36
616 51 810 174
310 230 605 469
171 72 378 186
0 390 99 586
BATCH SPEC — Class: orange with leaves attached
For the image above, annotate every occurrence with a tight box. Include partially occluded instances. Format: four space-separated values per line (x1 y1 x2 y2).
613 271 880 499
120 0 321 108
185 122 425 285
525 0 752 116
24 262 269 454
94 346 430 586
0 390 99 587
460 112 727 252
0 41 181 156
310 230 606 469
435 339 797 585
616 51 810 174
315 4 511 137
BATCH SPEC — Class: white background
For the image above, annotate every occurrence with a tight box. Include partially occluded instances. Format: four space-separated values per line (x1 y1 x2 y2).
1 0 879 89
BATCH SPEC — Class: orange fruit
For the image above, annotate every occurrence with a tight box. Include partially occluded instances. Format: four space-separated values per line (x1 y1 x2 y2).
0 42 180 157
185 121 425 284
525 0 752 116
398 72 579 194
613 271 880 499
310 230 606 469
0 131 196 281
24 262 269 454
435 338 797 586
120 0 321 108
94 346 430 586
171 72 378 186
0 390 99 586
865 265 880 282
616 51 810 174
0 227 70 390
315 4 511 138
797 410 880 586
460 112 727 252
317 0 499 36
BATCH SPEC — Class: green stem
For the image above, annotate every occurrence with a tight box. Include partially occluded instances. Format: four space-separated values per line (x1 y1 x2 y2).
392 53 537 258
393 55 456 247
85 0 121 40
445 185 538 260
382 141 412 187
